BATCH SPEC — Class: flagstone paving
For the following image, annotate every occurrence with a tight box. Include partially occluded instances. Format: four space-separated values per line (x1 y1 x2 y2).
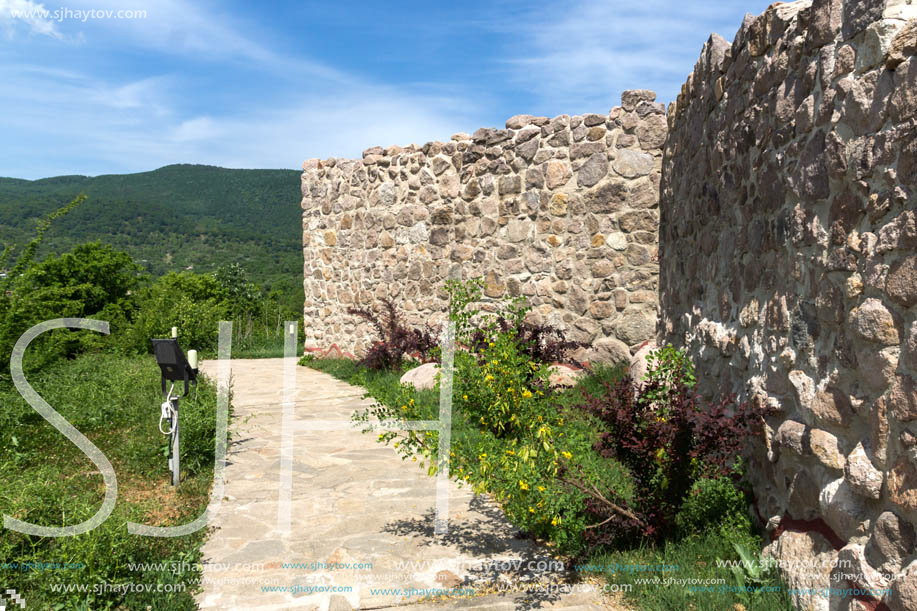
195 358 627 611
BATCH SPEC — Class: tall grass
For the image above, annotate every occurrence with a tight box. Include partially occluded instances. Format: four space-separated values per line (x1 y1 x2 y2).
0 353 221 609
227 315 304 359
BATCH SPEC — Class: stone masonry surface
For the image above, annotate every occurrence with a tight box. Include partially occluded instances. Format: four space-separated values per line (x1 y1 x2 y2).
301 91 666 364
660 1 917 609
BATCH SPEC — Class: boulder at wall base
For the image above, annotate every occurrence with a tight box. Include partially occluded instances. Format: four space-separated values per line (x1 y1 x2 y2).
629 341 657 383
548 364 586 388
400 362 440 390
587 337 632 364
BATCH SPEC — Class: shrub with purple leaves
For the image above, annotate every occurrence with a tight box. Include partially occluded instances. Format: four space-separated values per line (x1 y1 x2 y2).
468 315 584 367
347 298 438 370
562 352 764 548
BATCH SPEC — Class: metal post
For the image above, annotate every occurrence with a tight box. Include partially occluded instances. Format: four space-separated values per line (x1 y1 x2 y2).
279 320 298 533
170 398 180 486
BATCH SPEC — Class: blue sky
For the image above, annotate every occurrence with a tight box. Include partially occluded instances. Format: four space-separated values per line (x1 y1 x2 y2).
1 0 773 179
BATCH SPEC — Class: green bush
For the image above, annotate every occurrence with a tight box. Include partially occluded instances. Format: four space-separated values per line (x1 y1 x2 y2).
0 236 145 375
638 344 696 413
122 272 229 354
567 346 762 548
675 474 750 537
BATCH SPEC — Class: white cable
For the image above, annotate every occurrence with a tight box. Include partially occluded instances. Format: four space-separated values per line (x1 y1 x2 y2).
159 383 177 435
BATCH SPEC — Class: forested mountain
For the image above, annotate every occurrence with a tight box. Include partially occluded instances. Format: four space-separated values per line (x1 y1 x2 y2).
0 164 303 307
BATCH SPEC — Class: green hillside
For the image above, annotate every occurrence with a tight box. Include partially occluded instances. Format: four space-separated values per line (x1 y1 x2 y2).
0 164 303 306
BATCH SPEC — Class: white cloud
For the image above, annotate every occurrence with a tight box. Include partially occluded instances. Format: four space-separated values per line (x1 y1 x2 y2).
0 0 63 38
0 62 484 178
496 0 773 111
56 0 353 83
3 0 350 86
171 116 222 143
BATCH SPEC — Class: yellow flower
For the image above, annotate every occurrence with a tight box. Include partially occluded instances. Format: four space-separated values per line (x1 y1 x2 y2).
537 485 546 492
551 516 560 526
561 451 573 460
529 506 535 513
488 342 495 347
463 395 468 400
479 453 487 459
519 480 529 490
558 418 564 426
506 449 515 456
377 434 384 440
401 405 407 411
521 390 533 398
485 374 494 381
411 457 417 462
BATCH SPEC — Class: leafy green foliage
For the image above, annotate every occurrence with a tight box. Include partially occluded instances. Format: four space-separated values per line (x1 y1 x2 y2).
339 350 627 554
213 262 262 317
120 272 228 354
586 524 793 610
443 275 484 345
0 177 300 609
675 474 749 536
715 539 788 609
295 277 784 610
638 344 697 412
0 198 143 376
27 242 143 316
0 194 85 280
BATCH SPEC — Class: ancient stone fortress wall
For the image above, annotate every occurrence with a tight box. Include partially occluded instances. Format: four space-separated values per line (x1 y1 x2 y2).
659 0 917 608
301 90 666 361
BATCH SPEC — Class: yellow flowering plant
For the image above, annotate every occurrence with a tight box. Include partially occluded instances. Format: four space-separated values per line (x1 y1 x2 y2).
352 278 628 552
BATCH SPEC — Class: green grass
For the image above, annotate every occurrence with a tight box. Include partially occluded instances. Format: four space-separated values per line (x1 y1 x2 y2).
303 356 793 611
555 362 628 408
581 527 794 611
228 332 305 359
0 352 221 609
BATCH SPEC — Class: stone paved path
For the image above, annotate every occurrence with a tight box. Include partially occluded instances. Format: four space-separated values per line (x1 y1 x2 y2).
195 358 627 611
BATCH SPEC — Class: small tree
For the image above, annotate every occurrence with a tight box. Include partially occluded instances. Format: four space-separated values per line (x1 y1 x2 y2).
0 197 88 374
213 262 261 318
